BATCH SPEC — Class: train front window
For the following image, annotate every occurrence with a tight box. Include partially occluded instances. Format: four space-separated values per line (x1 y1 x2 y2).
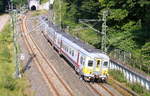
88 60 93 67
103 61 108 67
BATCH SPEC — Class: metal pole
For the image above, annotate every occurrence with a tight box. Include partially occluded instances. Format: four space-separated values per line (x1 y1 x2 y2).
48 0 50 25
101 10 108 53
59 0 61 29
10 1 20 78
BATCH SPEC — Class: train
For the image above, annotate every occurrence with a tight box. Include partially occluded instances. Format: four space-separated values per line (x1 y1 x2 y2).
40 16 109 82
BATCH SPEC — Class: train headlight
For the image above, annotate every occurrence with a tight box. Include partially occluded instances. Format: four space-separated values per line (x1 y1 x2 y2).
102 69 108 75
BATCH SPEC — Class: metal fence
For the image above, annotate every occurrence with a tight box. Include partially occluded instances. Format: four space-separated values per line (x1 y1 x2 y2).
108 48 150 75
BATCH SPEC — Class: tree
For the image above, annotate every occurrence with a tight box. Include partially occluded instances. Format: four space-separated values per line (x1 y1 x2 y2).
0 0 4 13
55 0 150 69
12 0 27 7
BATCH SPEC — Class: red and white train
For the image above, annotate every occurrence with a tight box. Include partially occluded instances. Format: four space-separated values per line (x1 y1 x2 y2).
41 16 109 82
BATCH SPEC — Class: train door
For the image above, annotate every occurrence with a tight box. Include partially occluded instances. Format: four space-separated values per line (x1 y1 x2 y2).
94 59 102 73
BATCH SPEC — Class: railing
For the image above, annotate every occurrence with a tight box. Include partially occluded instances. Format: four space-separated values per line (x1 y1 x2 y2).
108 48 150 77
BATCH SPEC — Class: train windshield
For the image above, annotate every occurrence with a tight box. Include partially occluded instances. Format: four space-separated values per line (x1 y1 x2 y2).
103 61 108 67
88 60 93 67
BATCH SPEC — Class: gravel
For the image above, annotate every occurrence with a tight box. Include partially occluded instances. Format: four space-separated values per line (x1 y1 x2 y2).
17 16 53 96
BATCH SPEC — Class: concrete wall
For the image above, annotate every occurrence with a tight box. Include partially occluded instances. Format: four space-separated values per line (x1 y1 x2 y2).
28 0 55 10
49 0 54 5
110 59 150 90
39 2 49 10
29 0 40 10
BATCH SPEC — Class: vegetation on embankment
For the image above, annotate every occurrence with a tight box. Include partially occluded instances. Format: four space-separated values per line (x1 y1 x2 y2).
109 70 150 96
53 0 150 74
0 23 29 96
0 0 27 13
31 10 48 17
40 0 49 4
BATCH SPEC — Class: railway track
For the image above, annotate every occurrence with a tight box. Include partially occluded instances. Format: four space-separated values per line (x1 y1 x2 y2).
108 77 138 96
38 15 137 96
21 15 74 96
87 83 116 96
37 17 117 96
88 84 103 96
20 13 123 96
99 83 116 96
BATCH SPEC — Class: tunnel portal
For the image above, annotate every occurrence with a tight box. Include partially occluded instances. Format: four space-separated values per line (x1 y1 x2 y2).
31 5 36 10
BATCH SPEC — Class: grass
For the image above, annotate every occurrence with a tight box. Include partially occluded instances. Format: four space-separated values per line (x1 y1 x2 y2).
40 0 49 4
31 10 48 16
109 69 150 96
0 23 30 96
127 83 150 96
109 70 127 83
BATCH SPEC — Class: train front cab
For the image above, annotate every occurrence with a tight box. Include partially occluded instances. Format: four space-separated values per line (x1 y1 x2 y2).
82 57 109 82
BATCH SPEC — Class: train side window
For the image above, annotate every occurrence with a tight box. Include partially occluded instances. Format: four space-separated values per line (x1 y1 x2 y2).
65 46 67 51
69 48 72 54
80 56 83 64
66 47 68 52
72 50 74 56
83 57 85 65
88 60 93 67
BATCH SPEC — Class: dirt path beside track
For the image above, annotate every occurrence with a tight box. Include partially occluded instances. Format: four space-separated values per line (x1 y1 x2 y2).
0 14 10 32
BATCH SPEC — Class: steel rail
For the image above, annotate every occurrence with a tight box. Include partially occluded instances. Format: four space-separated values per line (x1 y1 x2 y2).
21 15 60 96
99 84 115 96
109 77 138 96
22 15 74 96
88 84 103 96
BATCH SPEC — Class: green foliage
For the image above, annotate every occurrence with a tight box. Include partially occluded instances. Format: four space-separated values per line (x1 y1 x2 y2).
108 9 128 21
143 92 150 96
142 42 150 65
0 23 28 96
0 1 3 11
31 10 48 16
127 83 150 96
0 0 27 13
110 70 150 95
128 82 150 96
54 0 150 73
12 0 27 6
0 0 5 13
109 70 126 83
128 83 144 94
40 0 48 4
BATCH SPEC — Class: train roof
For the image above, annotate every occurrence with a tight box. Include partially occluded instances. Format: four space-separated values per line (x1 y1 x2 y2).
48 23 104 54
40 16 104 54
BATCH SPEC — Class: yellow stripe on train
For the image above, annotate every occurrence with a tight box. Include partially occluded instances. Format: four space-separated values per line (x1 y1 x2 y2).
82 67 93 74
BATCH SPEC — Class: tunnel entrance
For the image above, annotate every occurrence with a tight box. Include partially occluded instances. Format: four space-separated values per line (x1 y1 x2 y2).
31 5 36 10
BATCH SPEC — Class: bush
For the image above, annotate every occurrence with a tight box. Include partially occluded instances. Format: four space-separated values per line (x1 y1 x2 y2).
109 69 126 83
128 83 144 94
143 92 150 96
3 76 17 91
128 83 150 96
40 0 48 4
0 23 29 96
